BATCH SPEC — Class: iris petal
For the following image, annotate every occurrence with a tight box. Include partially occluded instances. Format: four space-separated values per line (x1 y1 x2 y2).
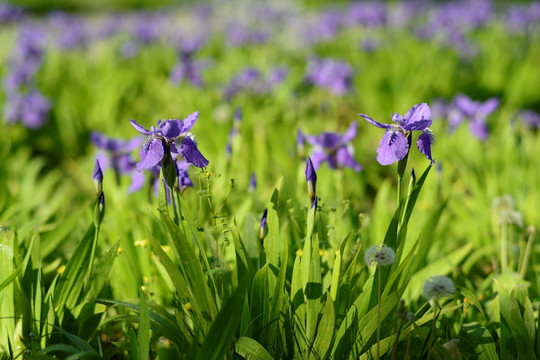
417 130 435 164
309 150 328 170
402 103 432 131
129 119 153 135
341 122 358 144
376 129 409 166
336 146 362 171
159 120 183 139
181 111 199 133
359 114 390 129
180 136 209 168
136 138 164 171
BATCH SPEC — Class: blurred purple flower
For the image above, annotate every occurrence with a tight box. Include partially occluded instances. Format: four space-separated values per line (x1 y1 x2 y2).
0 3 24 23
226 22 269 46
176 161 194 194
49 12 88 50
5 91 51 129
360 103 434 166
224 67 287 101
518 110 540 129
134 16 161 44
14 26 46 61
249 172 257 191
452 94 499 140
224 68 262 100
120 41 139 59
90 132 141 175
3 61 40 92
226 107 242 158
169 59 204 87
305 57 353 96
297 128 306 158
306 122 362 171
345 2 386 28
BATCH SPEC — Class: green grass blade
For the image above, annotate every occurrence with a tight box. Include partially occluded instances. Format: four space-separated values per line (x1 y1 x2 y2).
160 211 218 322
138 289 150 360
311 297 335 359
0 227 15 355
196 278 249 360
235 337 274 360
54 222 97 323
462 322 497 360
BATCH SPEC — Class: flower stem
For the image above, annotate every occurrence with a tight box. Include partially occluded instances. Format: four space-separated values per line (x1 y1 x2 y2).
377 269 382 360
520 226 536 278
501 222 508 273
426 303 438 360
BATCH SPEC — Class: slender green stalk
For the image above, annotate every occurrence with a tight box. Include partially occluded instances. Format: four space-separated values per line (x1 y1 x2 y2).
426 304 438 360
377 269 382 360
392 319 404 360
405 331 412 360
520 226 536 278
86 225 99 288
501 223 508 273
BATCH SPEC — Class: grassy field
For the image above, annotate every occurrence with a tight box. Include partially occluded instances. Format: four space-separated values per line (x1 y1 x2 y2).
1 0 540 359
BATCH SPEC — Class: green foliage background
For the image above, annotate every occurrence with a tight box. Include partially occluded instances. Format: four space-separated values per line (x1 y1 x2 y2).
0 1 539 358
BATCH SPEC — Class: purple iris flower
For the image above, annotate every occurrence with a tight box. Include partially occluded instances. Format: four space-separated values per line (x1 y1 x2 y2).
130 111 209 172
306 122 362 171
360 103 434 166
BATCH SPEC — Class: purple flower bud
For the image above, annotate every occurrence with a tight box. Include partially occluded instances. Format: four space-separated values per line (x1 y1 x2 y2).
260 208 268 241
297 129 306 158
94 193 105 227
305 156 317 204
249 172 257 191
93 159 103 196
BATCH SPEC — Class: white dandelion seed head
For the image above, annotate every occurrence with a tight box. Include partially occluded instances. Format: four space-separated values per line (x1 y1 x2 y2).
423 275 455 302
442 339 460 358
364 244 395 267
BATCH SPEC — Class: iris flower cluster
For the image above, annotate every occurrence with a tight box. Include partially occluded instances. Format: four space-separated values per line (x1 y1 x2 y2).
3 26 51 129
